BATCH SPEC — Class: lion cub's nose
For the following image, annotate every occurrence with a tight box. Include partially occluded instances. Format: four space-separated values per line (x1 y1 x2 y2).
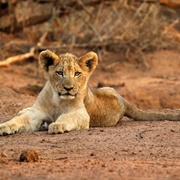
64 86 73 91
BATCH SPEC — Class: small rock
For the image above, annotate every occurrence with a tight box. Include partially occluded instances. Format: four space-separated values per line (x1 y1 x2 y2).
19 150 39 162
90 152 95 156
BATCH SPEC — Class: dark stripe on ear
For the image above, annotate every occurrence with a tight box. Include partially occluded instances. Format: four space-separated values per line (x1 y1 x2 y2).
86 59 92 68
44 56 54 71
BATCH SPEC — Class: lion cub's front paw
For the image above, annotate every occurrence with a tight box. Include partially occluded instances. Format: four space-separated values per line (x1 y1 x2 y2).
0 123 18 136
48 122 73 134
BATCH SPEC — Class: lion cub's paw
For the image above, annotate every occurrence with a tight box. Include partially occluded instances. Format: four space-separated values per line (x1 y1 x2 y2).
48 122 73 134
0 123 18 136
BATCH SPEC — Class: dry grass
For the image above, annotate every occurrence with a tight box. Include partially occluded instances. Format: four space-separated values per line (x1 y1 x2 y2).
44 0 179 66
1 0 179 66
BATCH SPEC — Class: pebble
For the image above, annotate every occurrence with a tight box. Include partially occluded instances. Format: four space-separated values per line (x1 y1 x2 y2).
19 150 39 162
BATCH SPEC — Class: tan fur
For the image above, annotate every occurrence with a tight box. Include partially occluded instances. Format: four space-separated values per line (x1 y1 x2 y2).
0 50 179 135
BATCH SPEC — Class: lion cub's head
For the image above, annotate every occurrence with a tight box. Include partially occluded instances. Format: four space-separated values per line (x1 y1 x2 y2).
39 50 98 99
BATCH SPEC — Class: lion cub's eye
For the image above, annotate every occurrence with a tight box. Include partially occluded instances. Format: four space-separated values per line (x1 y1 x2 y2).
74 72 81 77
56 71 63 76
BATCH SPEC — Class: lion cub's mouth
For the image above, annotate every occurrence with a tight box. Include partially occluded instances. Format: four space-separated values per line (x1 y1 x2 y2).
58 92 76 99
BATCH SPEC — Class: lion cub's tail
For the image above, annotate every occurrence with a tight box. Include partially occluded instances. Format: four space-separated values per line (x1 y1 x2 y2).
123 99 180 121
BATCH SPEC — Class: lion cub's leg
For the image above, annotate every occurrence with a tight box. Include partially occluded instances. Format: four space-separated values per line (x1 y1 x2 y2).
48 109 90 134
0 107 46 135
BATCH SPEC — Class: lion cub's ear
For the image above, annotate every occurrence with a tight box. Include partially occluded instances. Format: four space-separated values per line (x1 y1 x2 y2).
39 50 59 72
78 52 98 73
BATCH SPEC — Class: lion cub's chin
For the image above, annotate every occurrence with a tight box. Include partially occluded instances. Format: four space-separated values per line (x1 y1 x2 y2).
60 95 76 100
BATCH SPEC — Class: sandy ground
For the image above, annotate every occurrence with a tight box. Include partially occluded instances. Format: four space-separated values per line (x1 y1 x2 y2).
0 50 180 179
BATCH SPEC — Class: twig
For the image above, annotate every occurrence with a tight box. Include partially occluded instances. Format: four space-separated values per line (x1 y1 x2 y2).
138 129 154 139
137 48 149 69
37 31 49 47
40 41 120 50
138 0 180 7
0 31 48 67
0 52 34 67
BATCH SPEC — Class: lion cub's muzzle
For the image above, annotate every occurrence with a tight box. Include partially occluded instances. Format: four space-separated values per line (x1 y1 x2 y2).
58 85 77 99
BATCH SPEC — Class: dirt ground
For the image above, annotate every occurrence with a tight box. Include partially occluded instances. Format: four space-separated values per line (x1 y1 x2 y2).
0 49 180 179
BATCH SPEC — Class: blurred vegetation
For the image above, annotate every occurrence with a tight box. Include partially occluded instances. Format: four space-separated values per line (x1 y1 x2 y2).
0 0 180 66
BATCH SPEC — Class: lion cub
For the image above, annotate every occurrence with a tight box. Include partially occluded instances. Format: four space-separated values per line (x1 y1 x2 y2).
0 50 179 135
